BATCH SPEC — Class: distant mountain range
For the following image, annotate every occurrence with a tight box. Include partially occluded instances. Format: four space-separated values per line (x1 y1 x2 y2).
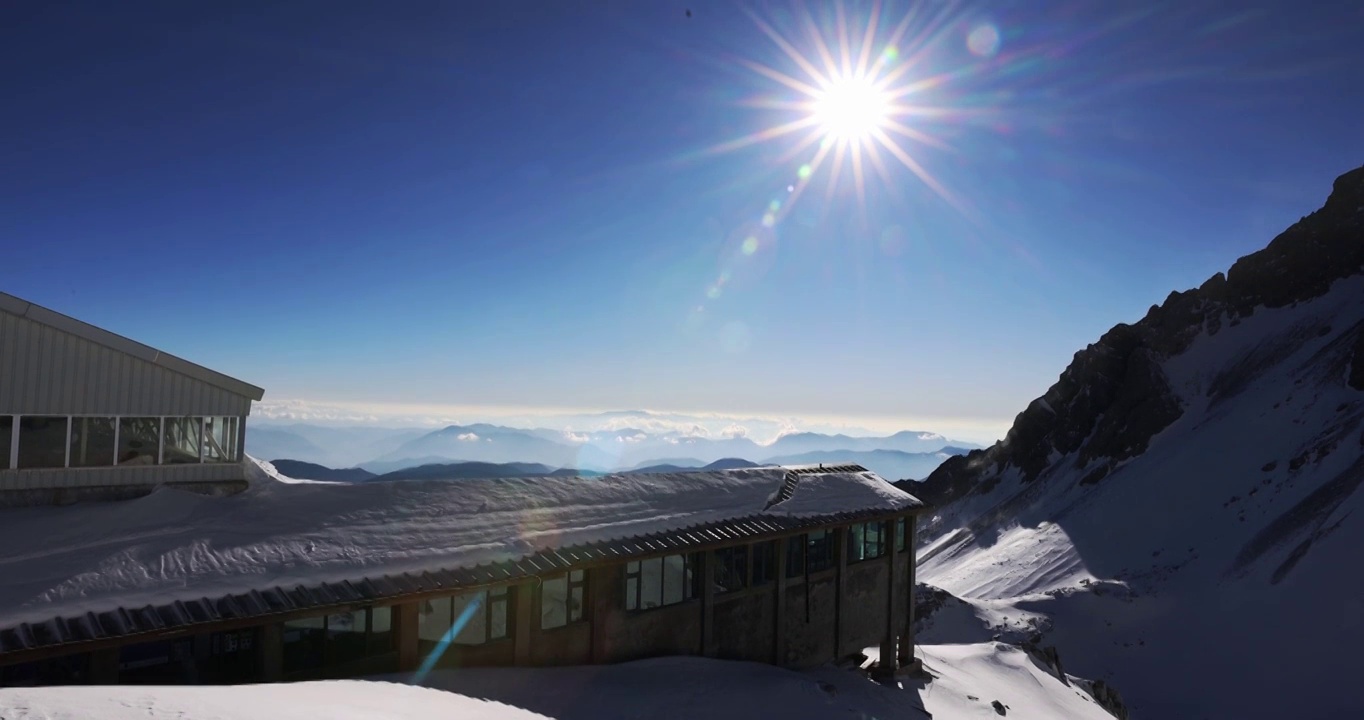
268 460 376 483
247 421 979 481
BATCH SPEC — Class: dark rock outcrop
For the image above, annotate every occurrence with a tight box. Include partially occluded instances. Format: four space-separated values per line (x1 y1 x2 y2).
921 164 1364 504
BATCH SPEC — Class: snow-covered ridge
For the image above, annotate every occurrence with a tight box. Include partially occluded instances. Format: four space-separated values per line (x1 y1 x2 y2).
0 457 918 632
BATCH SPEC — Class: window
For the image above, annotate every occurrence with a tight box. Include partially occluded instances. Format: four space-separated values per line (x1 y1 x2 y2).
714 545 748 594
896 518 907 553
625 554 698 610
848 521 887 563
785 535 806 578
69 417 115 467
282 615 326 674
203 416 237 463
0 416 11 469
163 417 202 464
282 608 394 676
541 569 587 629
17 416 67 468
118 417 160 465
369 605 394 654
419 588 512 647
751 541 775 586
807 530 835 573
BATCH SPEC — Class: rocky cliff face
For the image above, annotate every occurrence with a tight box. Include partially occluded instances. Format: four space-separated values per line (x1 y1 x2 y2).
911 165 1364 508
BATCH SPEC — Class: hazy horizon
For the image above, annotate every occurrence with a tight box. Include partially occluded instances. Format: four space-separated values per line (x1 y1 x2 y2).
249 399 1003 447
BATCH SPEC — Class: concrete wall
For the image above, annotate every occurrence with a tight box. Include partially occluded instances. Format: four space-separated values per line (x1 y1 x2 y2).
0 461 249 496
589 562 702 663
0 308 255 417
712 588 775 663
839 560 889 658
781 572 838 667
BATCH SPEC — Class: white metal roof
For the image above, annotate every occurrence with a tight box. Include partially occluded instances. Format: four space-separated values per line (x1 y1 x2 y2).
0 291 264 401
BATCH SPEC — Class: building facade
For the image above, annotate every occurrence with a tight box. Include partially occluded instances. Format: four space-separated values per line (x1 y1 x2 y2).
0 292 264 505
0 507 922 687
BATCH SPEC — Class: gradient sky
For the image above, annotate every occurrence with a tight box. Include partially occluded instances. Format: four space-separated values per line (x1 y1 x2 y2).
4 0 1362 444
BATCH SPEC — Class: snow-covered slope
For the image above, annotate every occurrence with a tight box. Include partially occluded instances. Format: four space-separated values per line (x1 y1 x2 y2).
913 165 1364 719
0 649 1119 720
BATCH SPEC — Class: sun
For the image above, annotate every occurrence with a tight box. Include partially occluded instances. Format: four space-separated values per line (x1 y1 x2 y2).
701 3 972 215
810 74 891 145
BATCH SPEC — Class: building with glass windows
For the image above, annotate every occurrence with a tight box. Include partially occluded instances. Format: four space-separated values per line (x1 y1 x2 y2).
0 292 263 506
0 462 926 687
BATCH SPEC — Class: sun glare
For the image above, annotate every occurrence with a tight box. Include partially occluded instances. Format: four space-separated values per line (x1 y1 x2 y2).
810 74 891 145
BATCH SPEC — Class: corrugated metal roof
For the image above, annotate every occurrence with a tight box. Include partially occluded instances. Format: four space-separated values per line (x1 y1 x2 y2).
0 496 913 656
0 291 264 402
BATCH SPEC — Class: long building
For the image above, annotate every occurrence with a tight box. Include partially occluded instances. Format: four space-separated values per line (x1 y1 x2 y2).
0 292 264 506
0 462 925 686
0 293 928 686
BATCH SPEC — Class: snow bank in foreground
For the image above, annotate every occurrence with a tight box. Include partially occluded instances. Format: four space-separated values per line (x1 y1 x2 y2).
0 647 1116 720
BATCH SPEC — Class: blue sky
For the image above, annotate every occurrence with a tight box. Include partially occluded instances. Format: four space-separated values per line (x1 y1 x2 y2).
4 0 1362 444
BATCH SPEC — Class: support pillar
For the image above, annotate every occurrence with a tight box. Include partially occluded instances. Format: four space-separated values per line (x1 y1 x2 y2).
877 519 899 679
833 526 846 658
701 550 716 656
774 537 789 665
258 623 283 682
393 601 420 673
90 648 119 684
514 581 534 665
900 514 920 671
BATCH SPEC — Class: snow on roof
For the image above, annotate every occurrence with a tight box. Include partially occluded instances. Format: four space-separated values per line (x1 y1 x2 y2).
0 458 922 633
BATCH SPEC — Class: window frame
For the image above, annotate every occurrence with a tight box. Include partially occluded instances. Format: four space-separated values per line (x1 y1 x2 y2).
624 553 699 611
539 569 588 630
847 521 888 564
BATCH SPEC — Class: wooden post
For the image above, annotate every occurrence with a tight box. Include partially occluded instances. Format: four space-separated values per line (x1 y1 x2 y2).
392 601 420 673
514 581 534 665
258 623 283 682
774 537 789 665
701 550 716 656
901 514 918 669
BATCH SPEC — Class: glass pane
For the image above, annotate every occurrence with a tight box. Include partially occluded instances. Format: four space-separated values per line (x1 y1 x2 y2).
662 554 687 604
786 535 806 578
203 417 229 463
327 610 367 664
640 558 663 609
282 616 325 674
626 561 639 574
714 547 747 594
370 606 394 653
17 416 67 469
848 524 866 563
808 530 833 573
0 416 12 469
490 595 508 640
541 575 568 629
896 518 907 552
752 542 774 586
625 577 638 610
570 569 584 582
418 597 452 642
452 591 487 645
163 417 202 464
117 418 160 465
69 417 116 467
228 417 240 461
569 586 584 622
